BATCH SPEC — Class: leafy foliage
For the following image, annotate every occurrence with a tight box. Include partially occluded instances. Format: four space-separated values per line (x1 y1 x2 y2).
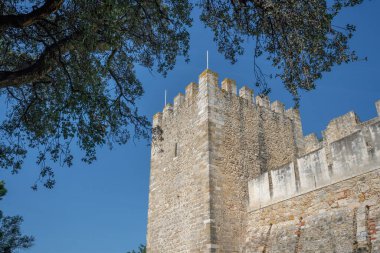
0 181 6 219
0 181 6 200
126 244 146 253
0 216 34 253
0 182 34 253
0 0 192 188
0 0 363 188
199 0 364 104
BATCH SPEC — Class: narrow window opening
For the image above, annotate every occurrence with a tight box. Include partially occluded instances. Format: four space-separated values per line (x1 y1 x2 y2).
174 143 178 157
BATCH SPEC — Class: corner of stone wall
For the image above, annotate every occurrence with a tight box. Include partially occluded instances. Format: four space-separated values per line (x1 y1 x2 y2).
271 101 285 114
323 111 361 145
256 95 270 109
239 86 254 104
163 103 173 120
153 112 163 127
285 108 304 154
174 93 185 111
221 78 237 95
303 133 322 155
185 82 199 106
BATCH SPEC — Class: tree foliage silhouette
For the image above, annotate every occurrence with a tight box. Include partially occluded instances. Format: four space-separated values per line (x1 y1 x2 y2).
0 181 34 253
126 244 146 253
0 0 363 187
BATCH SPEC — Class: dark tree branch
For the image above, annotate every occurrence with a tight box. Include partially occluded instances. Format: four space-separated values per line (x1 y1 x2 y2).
0 0 64 29
0 31 82 88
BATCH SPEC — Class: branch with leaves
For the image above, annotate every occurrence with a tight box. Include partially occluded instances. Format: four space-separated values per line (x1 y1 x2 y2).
0 0 364 188
199 0 364 105
0 0 191 188
0 0 63 29
0 181 34 253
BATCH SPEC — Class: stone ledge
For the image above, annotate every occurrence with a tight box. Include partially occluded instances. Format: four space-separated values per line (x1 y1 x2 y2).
249 166 380 213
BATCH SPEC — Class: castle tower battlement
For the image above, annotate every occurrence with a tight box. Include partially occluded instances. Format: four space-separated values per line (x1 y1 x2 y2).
147 69 380 253
152 69 304 145
151 69 299 117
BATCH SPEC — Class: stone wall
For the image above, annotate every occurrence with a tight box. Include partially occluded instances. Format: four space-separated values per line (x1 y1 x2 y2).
147 68 380 253
147 81 212 252
248 120 380 210
245 167 380 253
147 69 304 252
207 76 299 252
246 106 380 253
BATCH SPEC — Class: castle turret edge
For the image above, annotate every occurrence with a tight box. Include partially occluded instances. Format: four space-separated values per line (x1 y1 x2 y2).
151 69 309 128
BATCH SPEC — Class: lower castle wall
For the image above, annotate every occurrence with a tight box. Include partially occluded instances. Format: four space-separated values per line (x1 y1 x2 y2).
245 168 380 253
245 119 380 253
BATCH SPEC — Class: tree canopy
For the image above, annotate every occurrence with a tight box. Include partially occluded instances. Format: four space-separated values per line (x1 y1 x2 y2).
0 0 363 188
0 216 34 253
0 181 34 253
126 244 146 253
200 0 364 100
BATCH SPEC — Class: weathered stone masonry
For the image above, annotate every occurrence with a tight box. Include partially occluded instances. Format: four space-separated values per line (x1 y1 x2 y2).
147 68 380 253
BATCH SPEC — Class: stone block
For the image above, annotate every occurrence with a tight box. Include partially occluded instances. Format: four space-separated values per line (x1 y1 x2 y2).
271 163 297 202
271 100 285 114
239 86 253 103
199 69 218 88
174 93 185 110
248 172 271 209
153 112 162 127
221 78 237 95
256 95 270 108
185 82 198 101
297 148 330 193
163 103 173 119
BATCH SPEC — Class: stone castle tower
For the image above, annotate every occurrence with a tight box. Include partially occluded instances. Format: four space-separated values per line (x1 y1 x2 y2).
146 69 380 253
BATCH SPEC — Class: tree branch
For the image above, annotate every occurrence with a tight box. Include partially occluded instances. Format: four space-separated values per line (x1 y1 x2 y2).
0 0 64 29
0 31 82 89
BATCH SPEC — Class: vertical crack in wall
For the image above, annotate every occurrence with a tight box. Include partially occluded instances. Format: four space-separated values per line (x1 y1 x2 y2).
293 158 301 192
294 217 303 253
258 109 268 174
362 126 375 159
290 116 301 192
238 97 249 248
206 84 217 251
357 205 372 253
329 215 337 253
262 223 273 253
366 205 373 253
258 109 272 197
353 208 358 253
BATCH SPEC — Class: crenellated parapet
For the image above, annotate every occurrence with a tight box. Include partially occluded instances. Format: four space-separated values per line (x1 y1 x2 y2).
249 101 380 211
323 111 361 145
152 69 302 129
303 133 321 154
271 100 285 114
221 78 237 94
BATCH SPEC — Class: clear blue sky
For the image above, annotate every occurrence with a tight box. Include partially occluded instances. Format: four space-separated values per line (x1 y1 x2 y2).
1 2 380 252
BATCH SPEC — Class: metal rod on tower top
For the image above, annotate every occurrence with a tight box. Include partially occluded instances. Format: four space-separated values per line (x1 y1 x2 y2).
165 89 167 106
207 50 209 69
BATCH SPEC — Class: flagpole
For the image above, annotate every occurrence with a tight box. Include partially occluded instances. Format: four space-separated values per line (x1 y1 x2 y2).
207 50 209 69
